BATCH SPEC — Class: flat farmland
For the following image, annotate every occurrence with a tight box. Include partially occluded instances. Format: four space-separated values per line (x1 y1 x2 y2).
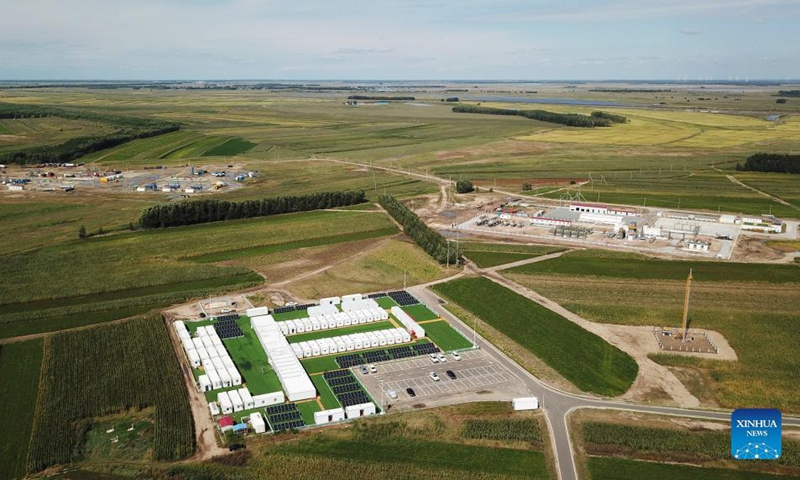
461 242 567 268
432 276 638 396
0 210 396 337
587 458 799 480
505 249 800 412
0 339 43 480
0 116 114 153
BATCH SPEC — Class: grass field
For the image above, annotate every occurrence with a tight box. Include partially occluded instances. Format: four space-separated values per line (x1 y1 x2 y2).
423 320 474 351
0 340 43 480
508 249 800 283
288 238 458 300
223 317 283 394
461 242 567 268
506 249 800 412
28 315 194 473
432 276 638 396
587 457 799 480
0 210 398 337
401 304 439 321
311 374 341 409
203 137 258 157
287 321 397 344
0 116 114 153
296 401 322 425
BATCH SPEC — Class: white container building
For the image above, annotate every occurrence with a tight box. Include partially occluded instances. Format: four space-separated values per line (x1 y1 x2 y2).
198 375 212 392
291 343 304 358
187 349 201 368
228 389 244 412
239 387 254 410
309 340 321 356
217 367 232 388
345 402 376 419
197 346 211 361
250 412 267 433
314 408 346 425
227 367 242 386
252 391 285 408
218 391 233 414
207 369 222 390
512 397 539 410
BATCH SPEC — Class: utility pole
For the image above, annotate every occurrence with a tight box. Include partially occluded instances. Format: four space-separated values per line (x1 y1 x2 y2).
446 240 451 268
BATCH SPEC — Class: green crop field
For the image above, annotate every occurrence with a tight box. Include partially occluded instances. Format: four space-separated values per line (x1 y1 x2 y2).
461 242 567 269
462 418 543 444
423 320 474 351
203 137 258 156
587 457 800 480
287 321 397 344
401 304 439 321
27 315 194 473
432 276 638 396
506 249 800 412
0 116 115 153
0 340 43 480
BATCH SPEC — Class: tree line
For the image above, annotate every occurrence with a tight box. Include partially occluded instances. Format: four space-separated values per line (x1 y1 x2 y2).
590 111 627 123
139 190 367 228
777 90 800 97
378 194 459 265
0 103 180 165
347 96 415 101
451 105 610 128
736 153 800 174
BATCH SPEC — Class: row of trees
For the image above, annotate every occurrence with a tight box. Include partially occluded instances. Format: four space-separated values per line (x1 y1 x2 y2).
591 111 628 123
736 153 800 174
347 95 415 101
451 105 610 127
140 190 367 228
378 194 459 265
455 179 474 193
777 90 800 97
0 103 180 165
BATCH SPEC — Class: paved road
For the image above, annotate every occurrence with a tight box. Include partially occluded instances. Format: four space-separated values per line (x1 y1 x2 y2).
409 285 800 480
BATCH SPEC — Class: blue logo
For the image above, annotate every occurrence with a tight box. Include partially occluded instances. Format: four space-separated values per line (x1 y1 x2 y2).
731 409 781 460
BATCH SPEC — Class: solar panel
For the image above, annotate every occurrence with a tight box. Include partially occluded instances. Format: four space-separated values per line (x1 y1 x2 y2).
387 290 419 307
323 369 352 380
268 411 302 423
413 343 440 355
215 313 240 322
332 383 361 395
295 303 315 310
214 319 244 339
272 419 305 432
367 292 388 298
266 403 298 415
272 306 296 314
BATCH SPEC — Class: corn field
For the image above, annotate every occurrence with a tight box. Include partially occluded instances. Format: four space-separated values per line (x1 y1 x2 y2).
462 418 543 443
26 315 194 473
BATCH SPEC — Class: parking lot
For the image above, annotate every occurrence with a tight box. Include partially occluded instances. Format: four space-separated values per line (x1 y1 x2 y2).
357 349 531 411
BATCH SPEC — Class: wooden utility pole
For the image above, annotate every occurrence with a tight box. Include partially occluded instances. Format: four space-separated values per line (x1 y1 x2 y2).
681 269 693 341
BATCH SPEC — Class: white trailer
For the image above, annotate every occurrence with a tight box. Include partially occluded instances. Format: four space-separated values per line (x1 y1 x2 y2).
313 407 346 425
252 391 285 408
218 391 233 414
250 412 267 433
512 397 539 410
228 389 244 412
239 387 254 410
187 349 201 368
198 374 212 392
228 366 242 386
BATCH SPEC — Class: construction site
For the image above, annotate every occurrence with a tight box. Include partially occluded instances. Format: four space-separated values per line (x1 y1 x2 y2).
653 269 719 355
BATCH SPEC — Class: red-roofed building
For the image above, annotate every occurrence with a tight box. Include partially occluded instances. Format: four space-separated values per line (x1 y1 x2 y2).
219 415 234 432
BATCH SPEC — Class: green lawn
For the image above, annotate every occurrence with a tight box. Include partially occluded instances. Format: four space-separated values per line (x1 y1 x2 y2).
461 243 567 268
401 304 439 321
375 297 400 308
424 320 474 351
224 318 282 394
432 277 638 396
587 457 798 480
287 321 396 344
296 401 322 425
311 374 341 409
273 309 313 321
0 339 43 480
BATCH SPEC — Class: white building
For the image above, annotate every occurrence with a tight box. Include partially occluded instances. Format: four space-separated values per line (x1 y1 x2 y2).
250 412 267 433
570 203 608 214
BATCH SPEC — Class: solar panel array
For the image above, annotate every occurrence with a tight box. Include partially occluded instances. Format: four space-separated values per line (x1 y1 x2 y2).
387 290 419 307
367 292 388 299
269 411 302 423
334 343 441 368
273 420 305 432
328 375 356 386
213 319 244 339
215 313 240 322
272 305 297 314
338 391 371 407
266 403 298 415
323 369 352 380
295 303 315 310
332 383 361 395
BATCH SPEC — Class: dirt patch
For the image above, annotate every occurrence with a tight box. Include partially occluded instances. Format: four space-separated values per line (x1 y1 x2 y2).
474 177 585 189
731 236 787 263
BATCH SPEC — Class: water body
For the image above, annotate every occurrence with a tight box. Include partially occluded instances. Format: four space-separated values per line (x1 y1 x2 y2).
469 95 622 107
766 114 781 121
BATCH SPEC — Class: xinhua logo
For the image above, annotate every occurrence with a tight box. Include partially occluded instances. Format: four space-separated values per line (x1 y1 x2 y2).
731 409 782 460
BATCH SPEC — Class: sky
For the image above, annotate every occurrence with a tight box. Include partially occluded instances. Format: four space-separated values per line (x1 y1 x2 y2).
1 0 799 80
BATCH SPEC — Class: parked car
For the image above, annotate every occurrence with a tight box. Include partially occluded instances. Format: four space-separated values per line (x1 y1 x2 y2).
220 308 233 313
429 353 439 364
451 352 461 361
359 365 368 374
437 353 447 363
429 372 440 382
369 364 377 374
446 370 457 380
388 389 398 399
406 387 416 397
229 443 247 452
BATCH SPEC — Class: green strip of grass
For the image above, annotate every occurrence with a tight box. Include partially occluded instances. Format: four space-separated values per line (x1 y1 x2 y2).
587 457 790 480
287 321 396 344
401 304 439 321
432 276 638 396
188 228 397 263
423 320 474 351
461 242 566 268
224 318 283 395
311 375 341 409
510 249 800 283
296 401 322 425
0 339 43 480
375 297 399 308
202 137 257 157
